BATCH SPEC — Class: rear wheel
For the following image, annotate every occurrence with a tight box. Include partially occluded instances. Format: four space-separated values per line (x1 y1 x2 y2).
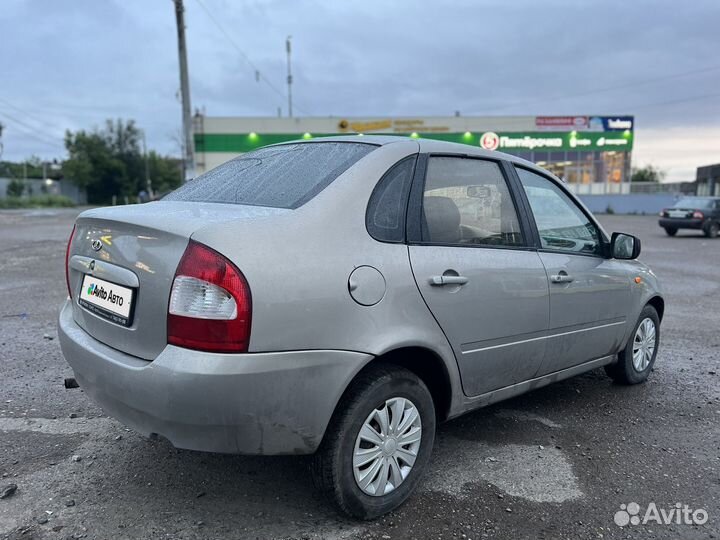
664 227 677 236
703 221 719 238
605 305 660 385
311 364 435 519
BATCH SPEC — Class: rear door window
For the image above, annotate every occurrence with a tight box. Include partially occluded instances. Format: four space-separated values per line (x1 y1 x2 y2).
165 142 376 209
420 157 524 247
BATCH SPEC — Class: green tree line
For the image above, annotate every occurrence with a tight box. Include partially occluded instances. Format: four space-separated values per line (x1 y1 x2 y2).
63 119 183 204
0 156 63 180
630 165 666 183
2 119 183 204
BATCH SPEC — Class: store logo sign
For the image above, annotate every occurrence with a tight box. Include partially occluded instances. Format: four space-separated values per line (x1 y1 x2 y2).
481 132 566 150
607 118 633 130
500 135 563 150
474 130 632 151
536 116 588 130
597 136 630 147
569 136 592 148
480 131 500 151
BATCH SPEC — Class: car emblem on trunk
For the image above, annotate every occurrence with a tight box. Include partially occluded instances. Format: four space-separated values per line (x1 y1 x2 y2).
91 239 103 251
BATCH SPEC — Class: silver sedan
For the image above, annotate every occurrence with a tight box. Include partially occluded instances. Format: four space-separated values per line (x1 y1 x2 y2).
59 136 663 519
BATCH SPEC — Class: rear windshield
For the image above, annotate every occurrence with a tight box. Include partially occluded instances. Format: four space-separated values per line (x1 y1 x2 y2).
165 142 376 209
672 197 716 209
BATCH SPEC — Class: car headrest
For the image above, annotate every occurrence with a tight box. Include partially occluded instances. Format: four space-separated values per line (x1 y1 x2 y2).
424 196 461 243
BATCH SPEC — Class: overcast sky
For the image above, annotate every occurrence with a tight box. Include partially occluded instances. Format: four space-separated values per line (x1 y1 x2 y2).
1 0 719 180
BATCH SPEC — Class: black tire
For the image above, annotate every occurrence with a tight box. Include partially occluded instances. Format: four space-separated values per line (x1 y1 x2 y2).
605 305 660 385
664 227 677 236
311 364 436 519
703 221 719 238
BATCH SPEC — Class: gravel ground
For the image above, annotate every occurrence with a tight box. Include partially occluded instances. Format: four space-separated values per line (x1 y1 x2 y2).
0 208 718 540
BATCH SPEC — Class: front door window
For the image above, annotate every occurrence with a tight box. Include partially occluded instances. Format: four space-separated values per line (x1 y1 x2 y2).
516 167 601 255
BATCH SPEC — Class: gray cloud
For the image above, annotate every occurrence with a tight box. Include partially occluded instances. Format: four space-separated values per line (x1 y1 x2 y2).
1 0 719 177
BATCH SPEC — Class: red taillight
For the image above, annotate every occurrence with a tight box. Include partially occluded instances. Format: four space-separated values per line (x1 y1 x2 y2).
65 225 76 299
167 240 252 353
659 209 668 217
693 211 704 219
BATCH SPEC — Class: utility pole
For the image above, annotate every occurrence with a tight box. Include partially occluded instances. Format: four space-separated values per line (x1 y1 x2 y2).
174 0 194 181
142 131 152 198
286 36 293 118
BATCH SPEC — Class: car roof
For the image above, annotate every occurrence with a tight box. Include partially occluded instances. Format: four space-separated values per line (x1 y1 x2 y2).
275 134 542 172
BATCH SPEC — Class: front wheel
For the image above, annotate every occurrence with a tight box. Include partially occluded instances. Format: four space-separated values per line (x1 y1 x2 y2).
605 305 660 385
664 227 678 236
311 364 436 519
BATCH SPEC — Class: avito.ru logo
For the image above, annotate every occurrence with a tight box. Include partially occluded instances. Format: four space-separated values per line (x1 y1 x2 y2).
86 283 124 307
87 283 107 299
614 502 708 527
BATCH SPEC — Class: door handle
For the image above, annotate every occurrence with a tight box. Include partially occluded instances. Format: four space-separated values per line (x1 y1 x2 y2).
550 271 574 283
430 275 469 286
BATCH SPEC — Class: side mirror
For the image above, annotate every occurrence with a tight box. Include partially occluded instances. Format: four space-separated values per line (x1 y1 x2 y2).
611 232 641 260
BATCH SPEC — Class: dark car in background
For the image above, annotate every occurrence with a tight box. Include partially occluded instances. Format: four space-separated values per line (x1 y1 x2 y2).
659 197 720 238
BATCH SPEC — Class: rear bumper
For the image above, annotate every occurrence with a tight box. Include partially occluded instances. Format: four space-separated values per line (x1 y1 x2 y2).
658 217 704 230
58 300 371 455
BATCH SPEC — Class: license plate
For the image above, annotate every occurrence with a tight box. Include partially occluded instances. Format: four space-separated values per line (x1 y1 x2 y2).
668 210 688 218
78 274 134 327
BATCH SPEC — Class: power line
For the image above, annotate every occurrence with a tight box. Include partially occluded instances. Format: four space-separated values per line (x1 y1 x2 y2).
0 111 65 151
1 100 151 126
0 97 68 137
483 64 720 113
0 97 55 128
630 91 720 112
0 111 63 144
0 121 65 152
7 100 136 113
192 0 309 115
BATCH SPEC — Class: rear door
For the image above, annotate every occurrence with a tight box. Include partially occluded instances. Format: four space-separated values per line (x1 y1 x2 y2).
407 156 549 397
513 166 632 375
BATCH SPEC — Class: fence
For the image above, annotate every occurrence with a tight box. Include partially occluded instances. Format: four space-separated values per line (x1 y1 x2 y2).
0 178 87 204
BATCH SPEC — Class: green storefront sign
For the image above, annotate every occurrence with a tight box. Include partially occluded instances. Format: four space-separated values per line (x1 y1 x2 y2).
478 131 634 152
194 130 633 154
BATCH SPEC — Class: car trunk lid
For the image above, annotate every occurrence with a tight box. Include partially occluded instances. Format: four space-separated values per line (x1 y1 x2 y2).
68 201 288 360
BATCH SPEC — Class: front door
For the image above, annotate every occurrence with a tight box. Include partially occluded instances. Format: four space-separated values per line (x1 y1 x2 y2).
408 156 549 397
514 166 632 375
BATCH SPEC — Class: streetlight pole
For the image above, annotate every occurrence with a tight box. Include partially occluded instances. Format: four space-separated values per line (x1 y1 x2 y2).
174 0 194 181
286 36 293 118
142 130 152 198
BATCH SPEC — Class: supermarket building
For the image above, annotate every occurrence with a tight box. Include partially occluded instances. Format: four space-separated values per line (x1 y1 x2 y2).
193 115 634 186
